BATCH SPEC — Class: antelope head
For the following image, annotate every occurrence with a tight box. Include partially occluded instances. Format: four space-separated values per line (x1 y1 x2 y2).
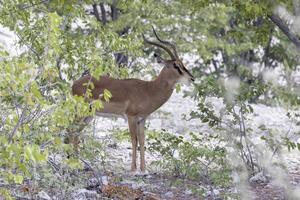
143 27 194 85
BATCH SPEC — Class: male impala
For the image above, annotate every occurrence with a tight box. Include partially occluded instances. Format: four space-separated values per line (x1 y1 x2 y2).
71 28 194 173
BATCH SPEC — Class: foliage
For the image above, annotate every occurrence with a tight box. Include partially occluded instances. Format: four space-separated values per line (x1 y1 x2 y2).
148 130 231 187
0 0 300 199
178 0 300 177
0 0 140 196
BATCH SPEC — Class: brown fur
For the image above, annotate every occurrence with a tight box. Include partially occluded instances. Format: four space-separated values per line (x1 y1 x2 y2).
71 59 194 172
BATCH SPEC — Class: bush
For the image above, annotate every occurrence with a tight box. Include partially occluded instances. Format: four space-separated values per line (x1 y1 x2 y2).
147 130 231 187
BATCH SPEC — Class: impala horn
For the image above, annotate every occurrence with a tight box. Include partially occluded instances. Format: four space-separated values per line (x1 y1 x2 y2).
151 26 179 59
143 28 177 60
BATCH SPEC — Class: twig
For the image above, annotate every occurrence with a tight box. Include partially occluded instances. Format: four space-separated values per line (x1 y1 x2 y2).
18 0 49 10
16 33 41 60
47 159 61 174
240 108 255 173
261 27 274 68
23 104 41 124
79 158 103 186
9 107 26 142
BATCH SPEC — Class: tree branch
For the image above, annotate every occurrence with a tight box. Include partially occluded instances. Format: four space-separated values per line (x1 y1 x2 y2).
262 27 274 68
92 4 101 23
269 14 300 50
99 3 107 25
111 0 118 21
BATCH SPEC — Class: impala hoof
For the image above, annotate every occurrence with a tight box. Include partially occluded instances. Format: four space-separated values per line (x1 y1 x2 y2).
131 170 149 177
130 170 139 176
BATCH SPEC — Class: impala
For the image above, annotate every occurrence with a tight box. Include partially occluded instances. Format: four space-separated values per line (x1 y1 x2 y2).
71 28 194 173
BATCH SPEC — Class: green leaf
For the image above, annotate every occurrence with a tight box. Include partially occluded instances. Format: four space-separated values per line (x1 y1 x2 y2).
175 84 181 93
13 175 23 184
66 158 83 169
0 188 13 200
103 89 112 102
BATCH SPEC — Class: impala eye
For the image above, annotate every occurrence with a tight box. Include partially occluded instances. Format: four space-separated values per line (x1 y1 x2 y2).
173 63 183 75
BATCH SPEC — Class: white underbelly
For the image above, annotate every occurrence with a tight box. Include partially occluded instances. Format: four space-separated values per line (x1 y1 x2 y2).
95 112 127 120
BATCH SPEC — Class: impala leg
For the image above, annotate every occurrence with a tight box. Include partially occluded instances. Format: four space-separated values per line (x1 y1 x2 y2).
137 119 146 172
128 116 138 172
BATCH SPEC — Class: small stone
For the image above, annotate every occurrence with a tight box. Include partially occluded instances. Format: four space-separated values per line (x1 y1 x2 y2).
101 176 109 185
146 174 152 179
87 176 109 189
249 171 269 184
290 181 298 186
87 178 100 189
72 189 99 200
165 191 173 198
185 189 193 195
206 189 220 198
213 189 220 195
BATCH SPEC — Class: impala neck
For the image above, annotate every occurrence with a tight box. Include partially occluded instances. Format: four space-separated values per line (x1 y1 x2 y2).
150 67 177 103
155 67 177 87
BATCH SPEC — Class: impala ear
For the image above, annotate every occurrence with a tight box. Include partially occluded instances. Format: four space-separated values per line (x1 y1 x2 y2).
154 53 165 64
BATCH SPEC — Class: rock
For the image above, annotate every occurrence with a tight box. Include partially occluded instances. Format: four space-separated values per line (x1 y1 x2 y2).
101 176 109 185
38 191 51 200
87 176 109 190
108 142 117 149
145 174 152 179
206 189 220 199
184 189 193 195
164 191 173 198
249 171 269 184
71 189 99 200
86 178 100 189
213 189 220 196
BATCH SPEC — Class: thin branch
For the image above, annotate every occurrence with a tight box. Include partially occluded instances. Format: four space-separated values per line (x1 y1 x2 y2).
16 33 41 60
47 158 61 174
80 158 103 187
23 104 41 124
261 27 274 68
18 0 49 10
9 107 26 142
